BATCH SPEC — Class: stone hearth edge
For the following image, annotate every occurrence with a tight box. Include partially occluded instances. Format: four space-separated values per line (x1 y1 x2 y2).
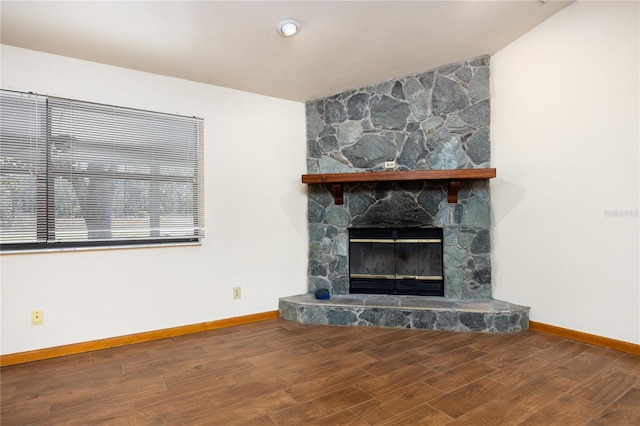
280 294 529 333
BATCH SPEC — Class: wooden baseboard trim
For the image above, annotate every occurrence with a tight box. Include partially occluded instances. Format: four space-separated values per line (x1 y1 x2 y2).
0 310 280 367
529 321 640 355
4 315 636 366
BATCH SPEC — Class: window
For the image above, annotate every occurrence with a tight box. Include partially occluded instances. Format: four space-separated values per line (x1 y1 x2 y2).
0 90 204 250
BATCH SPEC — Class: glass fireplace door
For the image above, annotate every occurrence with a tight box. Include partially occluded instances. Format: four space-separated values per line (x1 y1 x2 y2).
349 228 444 296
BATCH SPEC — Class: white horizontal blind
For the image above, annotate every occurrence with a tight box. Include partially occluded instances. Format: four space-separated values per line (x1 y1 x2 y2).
0 91 47 244
0 90 204 249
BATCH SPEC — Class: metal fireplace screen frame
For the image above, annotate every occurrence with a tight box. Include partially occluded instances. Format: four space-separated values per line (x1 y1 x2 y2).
348 228 444 296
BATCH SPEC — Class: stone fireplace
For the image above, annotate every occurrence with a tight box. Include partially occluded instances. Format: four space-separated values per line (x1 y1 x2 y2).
279 55 529 332
306 55 492 299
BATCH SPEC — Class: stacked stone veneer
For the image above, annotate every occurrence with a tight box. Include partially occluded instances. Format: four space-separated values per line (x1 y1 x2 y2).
306 55 493 300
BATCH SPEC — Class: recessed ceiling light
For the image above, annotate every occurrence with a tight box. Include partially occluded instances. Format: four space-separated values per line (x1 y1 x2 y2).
277 19 300 37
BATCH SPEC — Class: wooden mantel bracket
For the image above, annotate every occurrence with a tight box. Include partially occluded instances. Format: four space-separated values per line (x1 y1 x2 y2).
447 180 462 203
301 168 496 205
331 183 344 205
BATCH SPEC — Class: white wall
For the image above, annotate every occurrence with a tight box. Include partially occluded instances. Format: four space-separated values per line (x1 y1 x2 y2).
0 46 308 355
491 1 639 344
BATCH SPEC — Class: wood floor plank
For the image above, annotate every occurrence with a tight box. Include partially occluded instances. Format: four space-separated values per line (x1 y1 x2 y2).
313 332 375 349
231 366 305 387
488 356 554 388
313 410 370 426
285 366 374 403
553 348 623 383
269 386 372 426
361 348 435 377
208 380 291 409
203 340 285 362
365 329 422 346
412 330 464 344
28 379 94 409
245 342 322 368
207 389 299 423
90 380 168 406
122 410 186 425
418 332 479 355
517 393 603 426
299 351 381 380
467 330 532 353
355 364 439 398
425 346 488 372
89 344 153 365
129 361 204 387
316 324 371 338
610 353 640 379
0 399 51 425
587 387 640 426
365 337 432 360
537 339 592 364
502 374 575 410
304 339 379 365
428 377 512 418
569 369 637 406
449 397 532 425
425 359 497 393
350 382 443 425
478 339 541 369
139 392 216 424
163 368 239 394
377 403 453 426
519 331 566 350
49 400 137 425
131 377 233 412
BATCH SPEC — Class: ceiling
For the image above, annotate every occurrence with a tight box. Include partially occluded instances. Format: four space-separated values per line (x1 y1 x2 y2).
0 1 572 102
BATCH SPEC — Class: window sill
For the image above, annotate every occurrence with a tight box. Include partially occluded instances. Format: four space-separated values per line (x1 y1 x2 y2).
0 241 202 255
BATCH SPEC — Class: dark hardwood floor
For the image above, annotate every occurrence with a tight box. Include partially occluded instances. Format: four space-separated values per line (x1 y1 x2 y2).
1 319 639 425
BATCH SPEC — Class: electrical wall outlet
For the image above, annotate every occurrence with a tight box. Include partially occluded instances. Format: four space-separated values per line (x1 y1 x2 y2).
31 310 43 326
384 161 396 169
233 287 242 299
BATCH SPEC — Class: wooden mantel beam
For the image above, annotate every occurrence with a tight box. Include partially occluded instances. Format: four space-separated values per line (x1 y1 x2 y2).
301 168 496 204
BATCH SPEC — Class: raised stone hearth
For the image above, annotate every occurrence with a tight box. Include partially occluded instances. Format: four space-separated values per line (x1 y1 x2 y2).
280 294 529 333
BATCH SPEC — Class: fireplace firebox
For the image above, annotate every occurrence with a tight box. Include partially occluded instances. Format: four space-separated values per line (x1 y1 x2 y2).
349 228 444 296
